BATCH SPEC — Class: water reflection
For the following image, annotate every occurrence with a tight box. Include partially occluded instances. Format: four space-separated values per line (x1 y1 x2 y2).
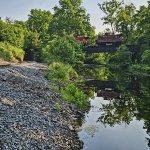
78 67 150 150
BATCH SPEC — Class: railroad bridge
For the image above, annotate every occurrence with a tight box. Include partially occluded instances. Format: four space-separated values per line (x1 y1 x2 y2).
83 45 139 54
76 34 139 54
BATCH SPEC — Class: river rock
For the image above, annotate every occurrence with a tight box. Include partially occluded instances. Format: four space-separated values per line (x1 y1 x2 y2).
0 62 83 150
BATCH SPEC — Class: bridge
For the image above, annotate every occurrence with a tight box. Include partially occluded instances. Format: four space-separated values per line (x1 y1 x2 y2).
85 80 121 100
85 80 117 90
75 34 140 54
82 45 140 54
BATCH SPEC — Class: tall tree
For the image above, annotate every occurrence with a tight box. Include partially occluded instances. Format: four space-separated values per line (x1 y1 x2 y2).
98 0 137 41
0 19 25 48
49 0 95 37
136 2 150 46
115 3 136 41
98 0 123 33
27 9 52 42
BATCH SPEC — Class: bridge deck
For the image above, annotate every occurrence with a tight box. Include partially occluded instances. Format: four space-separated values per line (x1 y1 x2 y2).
83 45 140 53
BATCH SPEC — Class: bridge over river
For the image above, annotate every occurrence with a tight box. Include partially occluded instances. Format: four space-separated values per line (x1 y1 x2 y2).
83 45 140 54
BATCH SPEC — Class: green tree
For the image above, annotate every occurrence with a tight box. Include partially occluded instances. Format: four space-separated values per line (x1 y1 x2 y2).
115 3 136 41
49 0 95 37
98 0 136 41
136 2 150 47
0 20 25 48
42 34 85 66
98 0 123 33
27 9 52 42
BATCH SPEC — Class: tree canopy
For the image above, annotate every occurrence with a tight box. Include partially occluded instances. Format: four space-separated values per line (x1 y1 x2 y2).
49 0 95 37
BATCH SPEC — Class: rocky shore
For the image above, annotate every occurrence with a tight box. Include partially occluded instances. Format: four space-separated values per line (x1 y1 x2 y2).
0 62 83 150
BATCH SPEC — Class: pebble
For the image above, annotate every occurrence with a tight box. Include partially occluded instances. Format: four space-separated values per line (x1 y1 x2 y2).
0 62 83 150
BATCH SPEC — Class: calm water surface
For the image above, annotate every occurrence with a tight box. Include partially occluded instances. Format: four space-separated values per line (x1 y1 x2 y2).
78 68 150 150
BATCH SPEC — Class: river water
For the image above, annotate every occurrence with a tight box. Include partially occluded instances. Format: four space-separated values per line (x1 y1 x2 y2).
78 67 150 150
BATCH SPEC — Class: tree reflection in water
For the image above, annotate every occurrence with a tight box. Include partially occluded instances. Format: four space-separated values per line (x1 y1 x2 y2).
96 70 150 147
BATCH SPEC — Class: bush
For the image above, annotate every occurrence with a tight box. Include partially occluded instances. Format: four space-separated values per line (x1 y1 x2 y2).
45 62 78 83
60 84 89 108
0 42 24 61
41 34 85 67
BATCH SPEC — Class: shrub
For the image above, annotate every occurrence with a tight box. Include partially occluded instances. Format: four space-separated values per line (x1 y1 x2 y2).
0 47 13 61
41 34 85 67
60 84 89 108
0 42 24 61
45 62 78 83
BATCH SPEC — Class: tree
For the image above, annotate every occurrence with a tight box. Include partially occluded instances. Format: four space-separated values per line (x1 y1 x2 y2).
49 0 95 37
98 0 123 33
41 34 85 66
115 3 136 41
0 20 25 48
27 9 52 42
98 0 136 41
136 2 150 47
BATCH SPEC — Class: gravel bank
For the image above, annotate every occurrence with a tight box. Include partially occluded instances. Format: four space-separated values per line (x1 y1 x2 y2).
0 62 82 150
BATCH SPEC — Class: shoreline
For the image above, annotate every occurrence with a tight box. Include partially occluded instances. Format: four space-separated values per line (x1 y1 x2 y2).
0 62 84 150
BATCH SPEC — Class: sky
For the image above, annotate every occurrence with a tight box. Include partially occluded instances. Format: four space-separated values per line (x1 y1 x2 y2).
0 0 148 33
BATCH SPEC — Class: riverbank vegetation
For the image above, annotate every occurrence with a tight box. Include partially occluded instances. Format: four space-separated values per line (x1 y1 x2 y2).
0 42 24 62
98 0 150 76
0 0 150 108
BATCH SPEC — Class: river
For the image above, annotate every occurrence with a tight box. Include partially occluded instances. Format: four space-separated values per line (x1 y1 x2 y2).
78 67 150 150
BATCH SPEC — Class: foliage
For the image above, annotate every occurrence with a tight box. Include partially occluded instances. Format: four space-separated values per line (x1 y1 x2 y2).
98 0 136 41
49 0 95 37
42 34 85 66
136 3 150 45
27 9 52 43
60 83 89 108
129 64 150 76
109 45 132 67
115 3 136 41
80 66 111 81
0 20 26 48
46 62 78 83
98 0 123 33
141 50 150 65
0 42 24 61
85 53 110 65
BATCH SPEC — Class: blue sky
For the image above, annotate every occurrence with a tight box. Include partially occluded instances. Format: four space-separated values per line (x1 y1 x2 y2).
0 0 148 33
